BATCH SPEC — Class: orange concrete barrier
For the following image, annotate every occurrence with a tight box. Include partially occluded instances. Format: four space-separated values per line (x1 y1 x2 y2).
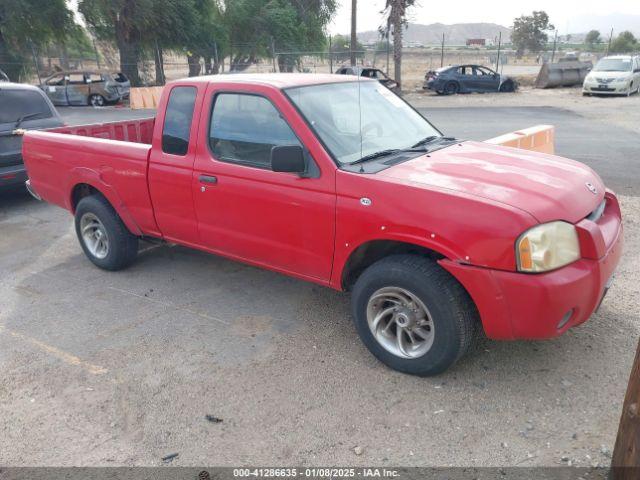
129 87 164 110
486 125 555 154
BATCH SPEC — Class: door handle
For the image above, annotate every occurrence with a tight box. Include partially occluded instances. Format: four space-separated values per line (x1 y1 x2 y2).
199 175 218 184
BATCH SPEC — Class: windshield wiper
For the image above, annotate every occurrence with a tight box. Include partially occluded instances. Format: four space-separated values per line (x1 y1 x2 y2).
411 135 440 148
349 148 401 165
14 111 44 129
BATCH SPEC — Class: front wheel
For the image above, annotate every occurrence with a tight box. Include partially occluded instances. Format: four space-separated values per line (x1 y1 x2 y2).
351 255 478 376
75 195 138 271
88 94 106 107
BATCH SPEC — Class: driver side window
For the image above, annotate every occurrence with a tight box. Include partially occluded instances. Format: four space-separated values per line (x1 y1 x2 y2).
209 93 301 169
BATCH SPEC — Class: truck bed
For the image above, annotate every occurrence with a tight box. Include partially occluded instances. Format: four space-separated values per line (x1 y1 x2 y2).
22 117 160 237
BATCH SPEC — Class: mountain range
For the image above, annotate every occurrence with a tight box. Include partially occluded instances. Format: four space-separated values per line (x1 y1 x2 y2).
355 22 512 45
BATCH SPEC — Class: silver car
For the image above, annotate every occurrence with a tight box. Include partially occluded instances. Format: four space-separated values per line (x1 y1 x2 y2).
40 71 131 106
583 55 640 96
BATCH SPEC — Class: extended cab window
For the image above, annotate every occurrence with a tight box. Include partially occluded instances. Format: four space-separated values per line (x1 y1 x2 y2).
209 93 300 168
162 86 197 156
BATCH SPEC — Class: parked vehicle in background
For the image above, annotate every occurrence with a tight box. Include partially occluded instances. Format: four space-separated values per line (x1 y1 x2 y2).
335 66 399 91
582 56 640 96
0 69 9 82
0 83 63 192
39 71 131 106
424 65 517 94
22 74 622 376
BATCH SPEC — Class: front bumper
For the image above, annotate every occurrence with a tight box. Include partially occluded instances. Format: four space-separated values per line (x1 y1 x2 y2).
583 83 630 94
0 164 28 191
442 192 623 340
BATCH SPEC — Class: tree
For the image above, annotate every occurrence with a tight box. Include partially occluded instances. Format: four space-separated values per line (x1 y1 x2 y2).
0 0 77 80
79 0 154 86
610 31 638 54
585 30 601 47
511 11 554 56
330 34 364 63
224 0 336 72
382 0 416 90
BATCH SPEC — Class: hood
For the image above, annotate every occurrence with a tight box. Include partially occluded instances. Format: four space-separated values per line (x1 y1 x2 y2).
377 141 604 224
588 70 632 80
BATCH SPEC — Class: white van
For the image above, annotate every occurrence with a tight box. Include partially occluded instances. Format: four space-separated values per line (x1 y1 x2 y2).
582 55 640 96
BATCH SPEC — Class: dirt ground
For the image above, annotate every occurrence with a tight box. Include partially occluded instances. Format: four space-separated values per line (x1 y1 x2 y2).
406 86 640 133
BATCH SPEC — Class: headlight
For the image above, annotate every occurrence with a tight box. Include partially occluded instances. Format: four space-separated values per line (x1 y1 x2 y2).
614 77 630 83
516 221 580 273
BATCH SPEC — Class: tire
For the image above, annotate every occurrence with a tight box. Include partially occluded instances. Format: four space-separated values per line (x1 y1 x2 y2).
74 194 138 271
499 81 515 93
351 254 478 376
88 94 106 107
443 82 459 95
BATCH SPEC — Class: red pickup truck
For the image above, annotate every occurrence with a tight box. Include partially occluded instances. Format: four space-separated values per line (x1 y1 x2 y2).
22 74 623 376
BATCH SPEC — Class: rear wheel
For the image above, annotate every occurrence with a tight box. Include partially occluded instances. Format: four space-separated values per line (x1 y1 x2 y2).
74 195 138 271
351 254 478 376
88 94 106 107
444 82 459 95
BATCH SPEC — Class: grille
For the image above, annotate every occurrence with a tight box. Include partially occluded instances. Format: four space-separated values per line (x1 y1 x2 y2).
586 199 606 223
595 78 614 84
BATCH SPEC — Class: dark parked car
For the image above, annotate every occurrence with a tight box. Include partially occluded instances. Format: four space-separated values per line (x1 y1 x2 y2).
39 71 131 106
336 66 399 91
0 83 64 191
424 65 517 94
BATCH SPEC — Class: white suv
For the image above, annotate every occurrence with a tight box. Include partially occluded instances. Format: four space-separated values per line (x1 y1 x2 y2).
583 55 640 96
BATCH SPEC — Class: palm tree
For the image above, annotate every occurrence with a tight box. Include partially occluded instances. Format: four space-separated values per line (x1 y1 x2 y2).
383 0 415 90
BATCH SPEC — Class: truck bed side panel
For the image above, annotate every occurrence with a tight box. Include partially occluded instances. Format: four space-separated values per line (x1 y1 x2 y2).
48 117 155 144
22 131 159 236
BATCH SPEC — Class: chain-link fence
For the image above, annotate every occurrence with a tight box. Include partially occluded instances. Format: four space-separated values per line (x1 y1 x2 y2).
2 43 618 92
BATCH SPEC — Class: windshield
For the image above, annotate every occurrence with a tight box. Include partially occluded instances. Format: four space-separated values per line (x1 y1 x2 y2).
0 90 53 124
286 81 441 165
594 58 633 72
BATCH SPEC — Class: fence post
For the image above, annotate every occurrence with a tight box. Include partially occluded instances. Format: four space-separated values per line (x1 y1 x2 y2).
611 336 640 479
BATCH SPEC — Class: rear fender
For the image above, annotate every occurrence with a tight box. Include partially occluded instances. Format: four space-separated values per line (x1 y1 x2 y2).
67 167 143 236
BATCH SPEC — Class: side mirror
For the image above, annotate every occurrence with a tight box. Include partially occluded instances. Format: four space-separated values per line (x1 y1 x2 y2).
271 145 306 174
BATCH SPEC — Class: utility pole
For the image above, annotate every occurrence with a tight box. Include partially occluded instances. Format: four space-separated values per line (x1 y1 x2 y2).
29 40 42 84
550 30 558 63
607 28 614 55
328 35 333 73
386 27 390 75
440 32 445 68
495 31 502 72
92 38 101 70
350 0 357 66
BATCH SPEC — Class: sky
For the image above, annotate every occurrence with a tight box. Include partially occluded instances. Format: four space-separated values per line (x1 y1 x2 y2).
329 0 640 35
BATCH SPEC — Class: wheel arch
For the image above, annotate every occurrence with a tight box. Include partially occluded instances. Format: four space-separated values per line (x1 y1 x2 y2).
69 175 142 236
339 239 453 291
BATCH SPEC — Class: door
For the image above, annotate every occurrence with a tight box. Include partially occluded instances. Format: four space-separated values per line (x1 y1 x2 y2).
471 66 501 92
148 84 202 244
192 90 336 281
66 73 89 105
43 74 67 105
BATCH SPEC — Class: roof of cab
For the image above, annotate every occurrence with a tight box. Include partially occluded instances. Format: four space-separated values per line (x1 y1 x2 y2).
171 73 376 89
